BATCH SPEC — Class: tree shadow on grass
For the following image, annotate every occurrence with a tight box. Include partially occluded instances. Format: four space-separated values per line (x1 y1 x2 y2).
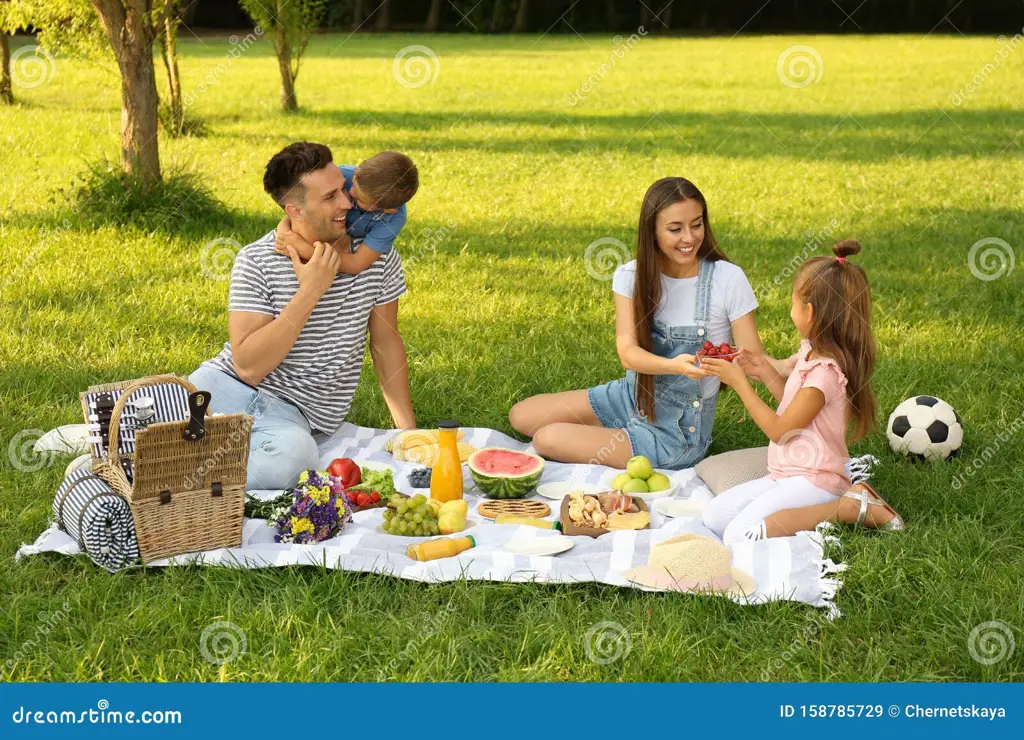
243 107 1024 162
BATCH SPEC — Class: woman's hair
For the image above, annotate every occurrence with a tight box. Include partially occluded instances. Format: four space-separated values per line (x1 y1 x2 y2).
632 178 729 422
794 239 877 441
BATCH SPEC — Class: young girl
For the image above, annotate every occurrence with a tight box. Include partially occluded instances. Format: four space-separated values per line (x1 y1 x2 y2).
701 240 904 545
509 177 765 469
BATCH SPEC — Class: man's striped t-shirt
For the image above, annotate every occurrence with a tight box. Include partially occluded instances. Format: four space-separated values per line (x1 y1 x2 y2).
203 230 407 433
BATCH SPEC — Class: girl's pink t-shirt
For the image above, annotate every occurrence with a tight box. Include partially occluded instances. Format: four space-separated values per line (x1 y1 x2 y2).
766 340 851 495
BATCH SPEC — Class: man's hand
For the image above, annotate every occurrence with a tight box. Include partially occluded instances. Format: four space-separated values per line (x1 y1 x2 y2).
286 241 339 298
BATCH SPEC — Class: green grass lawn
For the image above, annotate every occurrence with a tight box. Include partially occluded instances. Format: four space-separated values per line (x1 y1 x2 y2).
1 31 1022 681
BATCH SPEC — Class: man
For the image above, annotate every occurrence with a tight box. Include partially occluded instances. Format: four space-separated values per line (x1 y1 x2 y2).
189 142 416 490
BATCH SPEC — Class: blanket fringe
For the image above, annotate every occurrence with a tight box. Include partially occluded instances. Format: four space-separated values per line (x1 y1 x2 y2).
845 454 879 485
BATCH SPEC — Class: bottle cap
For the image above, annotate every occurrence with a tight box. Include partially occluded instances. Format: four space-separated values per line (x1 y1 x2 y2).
466 535 476 548
437 420 460 429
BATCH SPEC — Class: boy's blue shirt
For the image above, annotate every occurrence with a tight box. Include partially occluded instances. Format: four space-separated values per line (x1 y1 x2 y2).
339 165 408 254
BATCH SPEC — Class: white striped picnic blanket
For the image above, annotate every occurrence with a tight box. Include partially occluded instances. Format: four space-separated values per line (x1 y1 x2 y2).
19 423 847 616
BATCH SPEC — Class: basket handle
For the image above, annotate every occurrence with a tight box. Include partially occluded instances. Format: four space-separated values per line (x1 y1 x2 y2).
106 374 199 463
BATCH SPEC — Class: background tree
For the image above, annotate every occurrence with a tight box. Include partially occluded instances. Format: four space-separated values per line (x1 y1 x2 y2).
425 0 442 32
374 0 390 31
351 0 363 30
239 0 327 112
512 0 529 32
158 0 184 135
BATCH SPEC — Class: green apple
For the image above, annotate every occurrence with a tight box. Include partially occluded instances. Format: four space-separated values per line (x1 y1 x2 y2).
621 477 649 494
646 472 671 492
612 472 632 490
626 455 654 480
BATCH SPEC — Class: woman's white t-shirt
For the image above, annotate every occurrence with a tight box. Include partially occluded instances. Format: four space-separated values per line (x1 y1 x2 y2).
612 259 759 398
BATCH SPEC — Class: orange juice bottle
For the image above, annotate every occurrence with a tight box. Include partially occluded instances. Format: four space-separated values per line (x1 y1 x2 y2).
429 420 464 503
407 535 476 562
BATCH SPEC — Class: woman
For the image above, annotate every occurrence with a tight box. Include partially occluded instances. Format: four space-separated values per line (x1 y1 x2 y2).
509 177 765 469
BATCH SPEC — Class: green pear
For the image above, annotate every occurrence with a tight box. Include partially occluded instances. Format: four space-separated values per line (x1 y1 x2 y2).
612 472 632 490
626 455 654 480
621 477 649 494
646 472 671 492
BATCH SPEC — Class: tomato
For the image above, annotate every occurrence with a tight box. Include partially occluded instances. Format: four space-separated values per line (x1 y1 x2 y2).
327 458 361 488
370 491 381 503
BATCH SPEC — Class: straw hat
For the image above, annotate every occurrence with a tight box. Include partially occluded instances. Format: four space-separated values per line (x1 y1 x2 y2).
624 534 756 597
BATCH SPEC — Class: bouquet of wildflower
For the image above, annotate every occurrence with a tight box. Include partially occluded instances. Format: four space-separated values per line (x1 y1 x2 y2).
270 469 353 544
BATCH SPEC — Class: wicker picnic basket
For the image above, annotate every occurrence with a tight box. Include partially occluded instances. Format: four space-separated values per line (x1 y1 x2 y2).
80 374 253 562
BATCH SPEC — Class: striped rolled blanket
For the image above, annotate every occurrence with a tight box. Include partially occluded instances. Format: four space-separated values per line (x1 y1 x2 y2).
52 468 140 572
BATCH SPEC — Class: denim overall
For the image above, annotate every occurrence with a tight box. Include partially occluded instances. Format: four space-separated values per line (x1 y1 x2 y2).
587 258 720 469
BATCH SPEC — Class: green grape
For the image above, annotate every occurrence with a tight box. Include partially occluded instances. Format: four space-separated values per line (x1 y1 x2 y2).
415 527 425 537
429 523 440 535
383 509 394 521
411 494 427 507
396 502 408 515
382 521 390 533
413 513 424 524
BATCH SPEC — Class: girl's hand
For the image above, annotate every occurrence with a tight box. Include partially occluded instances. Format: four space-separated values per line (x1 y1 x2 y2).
700 356 747 387
673 353 708 380
736 347 766 380
275 216 296 256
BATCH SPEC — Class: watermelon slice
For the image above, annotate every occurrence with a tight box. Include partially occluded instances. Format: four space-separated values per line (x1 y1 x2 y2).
468 448 545 499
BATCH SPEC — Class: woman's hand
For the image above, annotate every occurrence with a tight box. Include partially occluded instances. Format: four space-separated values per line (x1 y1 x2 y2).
735 347 767 380
672 353 709 380
700 356 747 387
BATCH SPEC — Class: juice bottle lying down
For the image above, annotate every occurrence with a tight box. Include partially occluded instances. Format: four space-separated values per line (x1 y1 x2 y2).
407 535 476 562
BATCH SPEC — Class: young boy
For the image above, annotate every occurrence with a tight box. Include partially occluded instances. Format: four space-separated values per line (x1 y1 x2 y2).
275 150 419 273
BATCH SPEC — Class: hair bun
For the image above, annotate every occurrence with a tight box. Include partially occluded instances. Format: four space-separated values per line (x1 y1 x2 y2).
833 239 861 259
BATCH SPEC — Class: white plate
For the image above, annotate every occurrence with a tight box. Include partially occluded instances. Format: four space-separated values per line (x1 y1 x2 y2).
600 470 677 498
535 481 605 500
653 498 705 519
503 536 574 557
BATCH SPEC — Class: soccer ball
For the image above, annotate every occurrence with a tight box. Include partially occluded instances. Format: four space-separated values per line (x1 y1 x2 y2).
886 395 963 461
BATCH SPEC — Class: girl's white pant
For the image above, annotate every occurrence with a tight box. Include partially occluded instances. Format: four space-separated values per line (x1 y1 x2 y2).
703 475 837 545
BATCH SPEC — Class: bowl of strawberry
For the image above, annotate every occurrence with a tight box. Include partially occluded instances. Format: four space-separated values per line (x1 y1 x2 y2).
696 341 739 363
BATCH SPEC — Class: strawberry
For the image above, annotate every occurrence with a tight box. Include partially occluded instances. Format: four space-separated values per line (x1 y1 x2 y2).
720 343 732 354
702 340 714 351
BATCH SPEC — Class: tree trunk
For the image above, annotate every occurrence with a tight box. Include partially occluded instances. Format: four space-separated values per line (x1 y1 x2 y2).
661 1 672 30
0 33 13 106
512 0 530 32
490 0 505 32
161 12 183 133
90 0 162 185
426 0 442 31
640 4 650 28
605 0 616 31
276 18 297 111
375 0 391 31
352 0 365 30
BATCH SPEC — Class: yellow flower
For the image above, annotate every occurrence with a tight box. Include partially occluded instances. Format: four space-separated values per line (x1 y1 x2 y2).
309 486 330 506
290 516 314 536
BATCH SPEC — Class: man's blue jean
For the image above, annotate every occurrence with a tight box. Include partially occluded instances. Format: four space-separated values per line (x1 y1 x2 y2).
188 364 320 490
